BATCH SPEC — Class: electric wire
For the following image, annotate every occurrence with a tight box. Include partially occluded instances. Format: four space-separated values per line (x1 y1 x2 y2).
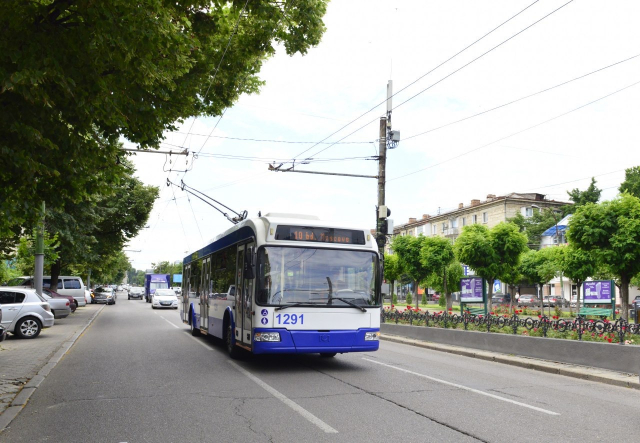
170 132 371 144
178 1 250 155
388 79 640 183
288 0 545 162
170 186 191 253
300 0 575 163
403 52 640 141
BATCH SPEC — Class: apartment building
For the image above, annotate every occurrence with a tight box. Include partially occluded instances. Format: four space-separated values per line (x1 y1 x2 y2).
391 192 568 243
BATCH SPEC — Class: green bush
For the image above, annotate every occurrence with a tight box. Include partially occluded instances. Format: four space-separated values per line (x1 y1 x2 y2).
392 293 397 304
406 292 412 305
438 294 446 307
422 294 427 305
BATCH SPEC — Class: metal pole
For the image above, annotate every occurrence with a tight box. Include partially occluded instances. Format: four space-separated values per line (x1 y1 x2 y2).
376 116 387 258
34 202 45 296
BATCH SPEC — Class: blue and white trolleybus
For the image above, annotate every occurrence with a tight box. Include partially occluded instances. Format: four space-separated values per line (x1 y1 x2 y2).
179 213 382 358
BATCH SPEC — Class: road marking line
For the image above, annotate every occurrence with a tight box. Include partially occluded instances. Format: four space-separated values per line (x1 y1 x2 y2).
229 360 339 433
160 316 179 329
363 358 560 416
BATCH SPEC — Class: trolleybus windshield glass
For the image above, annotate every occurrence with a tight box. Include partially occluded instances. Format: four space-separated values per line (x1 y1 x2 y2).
257 247 379 307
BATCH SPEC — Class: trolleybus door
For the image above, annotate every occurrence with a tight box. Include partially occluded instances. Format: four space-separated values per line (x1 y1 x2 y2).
200 258 210 332
235 242 255 347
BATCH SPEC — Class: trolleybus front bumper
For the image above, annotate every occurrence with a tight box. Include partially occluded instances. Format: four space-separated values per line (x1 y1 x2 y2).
251 328 380 354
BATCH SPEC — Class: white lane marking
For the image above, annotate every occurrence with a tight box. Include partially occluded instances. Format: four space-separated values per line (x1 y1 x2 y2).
229 360 339 434
363 358 560 416
160 316 179 329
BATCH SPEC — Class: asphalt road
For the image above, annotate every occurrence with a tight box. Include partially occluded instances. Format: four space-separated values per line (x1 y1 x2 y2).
2 295 639 442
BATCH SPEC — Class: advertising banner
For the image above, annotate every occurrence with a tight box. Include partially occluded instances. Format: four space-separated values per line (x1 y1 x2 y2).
582 280 613 304
460 277 484 303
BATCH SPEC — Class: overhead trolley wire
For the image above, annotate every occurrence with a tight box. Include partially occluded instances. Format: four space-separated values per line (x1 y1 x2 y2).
288 0 546 162
388 79 640 183
298 0 575 163
403 52 640 141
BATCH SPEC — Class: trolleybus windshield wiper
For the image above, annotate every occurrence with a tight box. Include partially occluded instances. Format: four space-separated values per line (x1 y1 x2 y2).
329 297 367 312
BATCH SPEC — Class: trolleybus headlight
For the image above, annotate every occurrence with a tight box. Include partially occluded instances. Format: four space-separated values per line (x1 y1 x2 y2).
254 332 281 342
364 332 380 341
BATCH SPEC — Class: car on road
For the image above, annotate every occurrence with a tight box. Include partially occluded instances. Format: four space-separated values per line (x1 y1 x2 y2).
41 292 72 319
92 287 116 305
128 287 144 300
491 294 511 305
518 295 541 307
0 287 55 339
151 288 179 309
6 275 87 307
543 296 562 307
43 288 77 312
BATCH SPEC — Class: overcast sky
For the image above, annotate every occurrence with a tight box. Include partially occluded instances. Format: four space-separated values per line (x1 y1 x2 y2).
124 0 640 271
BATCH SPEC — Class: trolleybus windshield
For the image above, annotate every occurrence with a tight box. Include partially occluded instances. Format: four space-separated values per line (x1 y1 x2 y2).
257 247 379 307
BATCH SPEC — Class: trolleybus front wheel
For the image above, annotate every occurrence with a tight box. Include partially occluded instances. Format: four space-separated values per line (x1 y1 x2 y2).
225 322 240 359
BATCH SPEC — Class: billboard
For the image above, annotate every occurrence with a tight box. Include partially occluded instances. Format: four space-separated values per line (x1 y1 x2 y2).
460 277 484 303
173 274 182 284
582 280 614 304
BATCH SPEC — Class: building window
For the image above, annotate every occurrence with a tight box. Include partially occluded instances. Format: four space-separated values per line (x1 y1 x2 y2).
482 212 488 223
472 214 477 224
432 225 436 235
462 217 466 226
525 207 533 217
451 218 458 228
442 222 447 232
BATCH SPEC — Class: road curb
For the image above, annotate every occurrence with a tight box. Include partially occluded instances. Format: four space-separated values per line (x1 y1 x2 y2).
381 333 640 390
0 305 105 433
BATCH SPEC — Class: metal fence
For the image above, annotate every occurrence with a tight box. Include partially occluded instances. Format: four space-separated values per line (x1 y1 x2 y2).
381 309 640 344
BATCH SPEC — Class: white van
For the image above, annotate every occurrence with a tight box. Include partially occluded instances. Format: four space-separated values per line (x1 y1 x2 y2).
6 276 87 307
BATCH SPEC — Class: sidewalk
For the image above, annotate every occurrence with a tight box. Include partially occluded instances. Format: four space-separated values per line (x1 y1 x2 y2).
382 333 640 390
0 304 104 429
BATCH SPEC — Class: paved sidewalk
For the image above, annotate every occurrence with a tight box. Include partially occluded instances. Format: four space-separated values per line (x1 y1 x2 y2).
382 333 640 390
0 304 104 423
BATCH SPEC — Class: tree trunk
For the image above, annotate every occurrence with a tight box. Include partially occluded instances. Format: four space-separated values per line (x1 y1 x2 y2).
50 257 62 292
444 268 452 311
486 278 493 312
538 283 544 313
575 280 582 316
620 275 630 321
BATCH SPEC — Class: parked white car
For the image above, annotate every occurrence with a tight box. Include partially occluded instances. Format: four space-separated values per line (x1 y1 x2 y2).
0 288 55 338
6 275 87 307
151 289 179 309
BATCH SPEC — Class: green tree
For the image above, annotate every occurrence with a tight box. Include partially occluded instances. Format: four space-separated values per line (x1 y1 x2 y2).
509 207 568 249
383 253 402 301
454 222 528 311
619 166 640 198
518 248 564 313
0 0 328 236
425 261 464 311
45 161 158 289
567 194 640 319
420 236 455 310
13 230 59 276
562 245 596 314
567 177 601 207
391 235 430 304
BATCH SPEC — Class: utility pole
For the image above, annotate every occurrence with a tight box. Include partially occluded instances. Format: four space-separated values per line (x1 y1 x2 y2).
34 202 45 295
377 80 397 257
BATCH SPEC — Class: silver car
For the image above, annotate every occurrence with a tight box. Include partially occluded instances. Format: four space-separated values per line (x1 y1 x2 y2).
41 292 72 319
0 288 55 339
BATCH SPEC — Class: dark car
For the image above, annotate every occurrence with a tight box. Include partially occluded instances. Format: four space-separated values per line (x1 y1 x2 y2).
518 295 541 307
92 287 116 305
43 288 77 312
491 294 511 305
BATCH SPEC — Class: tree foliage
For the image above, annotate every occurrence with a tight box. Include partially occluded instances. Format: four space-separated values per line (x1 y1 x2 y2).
567 194 640 319
383 253 402 297
619 166 640 198
562 244 596 309
0 0 328 235
454 222 528 310
509 207 568 249
567 177 601 207
420 236 456 309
